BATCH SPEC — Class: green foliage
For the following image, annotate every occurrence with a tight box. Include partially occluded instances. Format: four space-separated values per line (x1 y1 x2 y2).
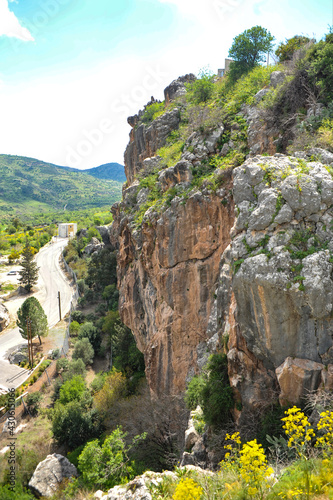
0 485 35 499
59 375 87 405
86 248 117 289
25 392 42 417
220 65 277 115
78 427 145 489
307 32 333 104
185 376 206 410
185 354 233 429
157 139 184 168
69 320 80 336
78 321 101 353
16 296 48 345
228 25 275 81
276 35 311 62
141 101 165 124
18 241 39 292
72 338 95 366
187 69 215 104
102 284 119 310
51 400 102 450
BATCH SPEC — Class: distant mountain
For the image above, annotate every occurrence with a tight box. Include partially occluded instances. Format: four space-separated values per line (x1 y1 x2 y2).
62 162 126 183
83 163 126 182
0 154 123 216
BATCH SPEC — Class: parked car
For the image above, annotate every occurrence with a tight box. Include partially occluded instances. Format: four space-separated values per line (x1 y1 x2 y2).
7 270 17 275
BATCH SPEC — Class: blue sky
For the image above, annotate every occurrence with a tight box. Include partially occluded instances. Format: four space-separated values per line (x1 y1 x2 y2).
0 0 331 169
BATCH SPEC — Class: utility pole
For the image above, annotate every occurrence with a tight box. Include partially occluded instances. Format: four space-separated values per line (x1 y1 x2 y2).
58 291 62 321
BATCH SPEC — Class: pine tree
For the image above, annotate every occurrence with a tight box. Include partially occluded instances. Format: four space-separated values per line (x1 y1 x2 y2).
19 241 39 292
17 297 48 345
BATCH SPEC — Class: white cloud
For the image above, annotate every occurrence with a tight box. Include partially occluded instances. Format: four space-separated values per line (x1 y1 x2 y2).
0 0 34 41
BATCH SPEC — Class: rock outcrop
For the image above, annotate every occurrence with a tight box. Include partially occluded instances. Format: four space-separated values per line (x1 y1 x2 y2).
28 454 78 498
112 72 333 412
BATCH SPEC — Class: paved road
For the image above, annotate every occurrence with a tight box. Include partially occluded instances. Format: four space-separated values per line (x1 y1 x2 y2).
0 238 72 391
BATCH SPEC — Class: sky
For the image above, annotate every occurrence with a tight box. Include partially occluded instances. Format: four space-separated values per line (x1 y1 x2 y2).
0 0 331 170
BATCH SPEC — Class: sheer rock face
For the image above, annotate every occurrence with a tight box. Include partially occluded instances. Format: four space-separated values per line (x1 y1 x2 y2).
116 190 234 396
221 154 333 407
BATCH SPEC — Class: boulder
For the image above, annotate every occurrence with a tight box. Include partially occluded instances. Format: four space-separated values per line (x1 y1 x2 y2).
270 71 286 88
276 357 324 406
28 454 78 498
158 160 192 192
164 74 196 103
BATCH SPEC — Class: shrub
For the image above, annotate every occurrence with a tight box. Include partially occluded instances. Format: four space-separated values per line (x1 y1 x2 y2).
69 320 80 337
51 401 102 450
72 338 94 366
141 101 165 124
71 310 85 324
185 353 234 429
78 427 145 489
56 357 69 374
78 321 101 352
59 375 87 405
25 392 42 417
187 70 215 104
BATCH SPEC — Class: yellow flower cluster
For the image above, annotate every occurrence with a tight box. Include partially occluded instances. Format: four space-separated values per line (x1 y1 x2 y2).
239 439 274 490
316 410 333 450
173 478 203 500
223 431 241 461
281 407 315 451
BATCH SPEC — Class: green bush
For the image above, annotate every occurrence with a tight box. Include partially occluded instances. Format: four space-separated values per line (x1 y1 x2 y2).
185 353 234 429
78 321 101 353
72 338 94 366
25 392 42 417
141 101 165 124
59 375 87 405
187 70 215 104
78 427 145 489
51 400 102 450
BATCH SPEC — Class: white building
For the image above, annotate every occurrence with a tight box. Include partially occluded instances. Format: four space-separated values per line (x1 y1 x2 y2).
58 223 77 238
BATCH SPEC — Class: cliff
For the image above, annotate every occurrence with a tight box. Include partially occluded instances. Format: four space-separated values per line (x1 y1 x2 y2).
111 68 333 411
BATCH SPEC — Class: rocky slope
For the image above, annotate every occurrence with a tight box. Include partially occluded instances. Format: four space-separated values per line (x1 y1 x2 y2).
110 71 333 412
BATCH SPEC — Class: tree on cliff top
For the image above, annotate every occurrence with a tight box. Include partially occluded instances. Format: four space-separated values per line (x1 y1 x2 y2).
17 296 48 345
19 240 39 292
228 25 275 82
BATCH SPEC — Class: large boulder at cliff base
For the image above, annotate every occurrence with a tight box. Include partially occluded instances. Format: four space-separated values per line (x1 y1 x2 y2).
28 454 78 498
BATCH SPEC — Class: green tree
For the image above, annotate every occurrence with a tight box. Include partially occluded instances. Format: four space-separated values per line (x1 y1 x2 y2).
19 241 39 292
228 25 274 81
51 401 101 449
72 338 94 365
78 427 145 488
17 297 48 345
78 321 101 352
59 375 88 405
307 32 333 103
276 35 311 62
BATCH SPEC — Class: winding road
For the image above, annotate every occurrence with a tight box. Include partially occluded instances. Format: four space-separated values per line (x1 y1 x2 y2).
0 238 72 391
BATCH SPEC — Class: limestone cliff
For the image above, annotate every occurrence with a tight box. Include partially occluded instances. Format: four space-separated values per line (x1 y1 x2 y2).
111 70 333 411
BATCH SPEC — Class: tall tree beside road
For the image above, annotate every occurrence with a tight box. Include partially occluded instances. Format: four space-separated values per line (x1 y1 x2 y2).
17 297 48 345
19 240 39 292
